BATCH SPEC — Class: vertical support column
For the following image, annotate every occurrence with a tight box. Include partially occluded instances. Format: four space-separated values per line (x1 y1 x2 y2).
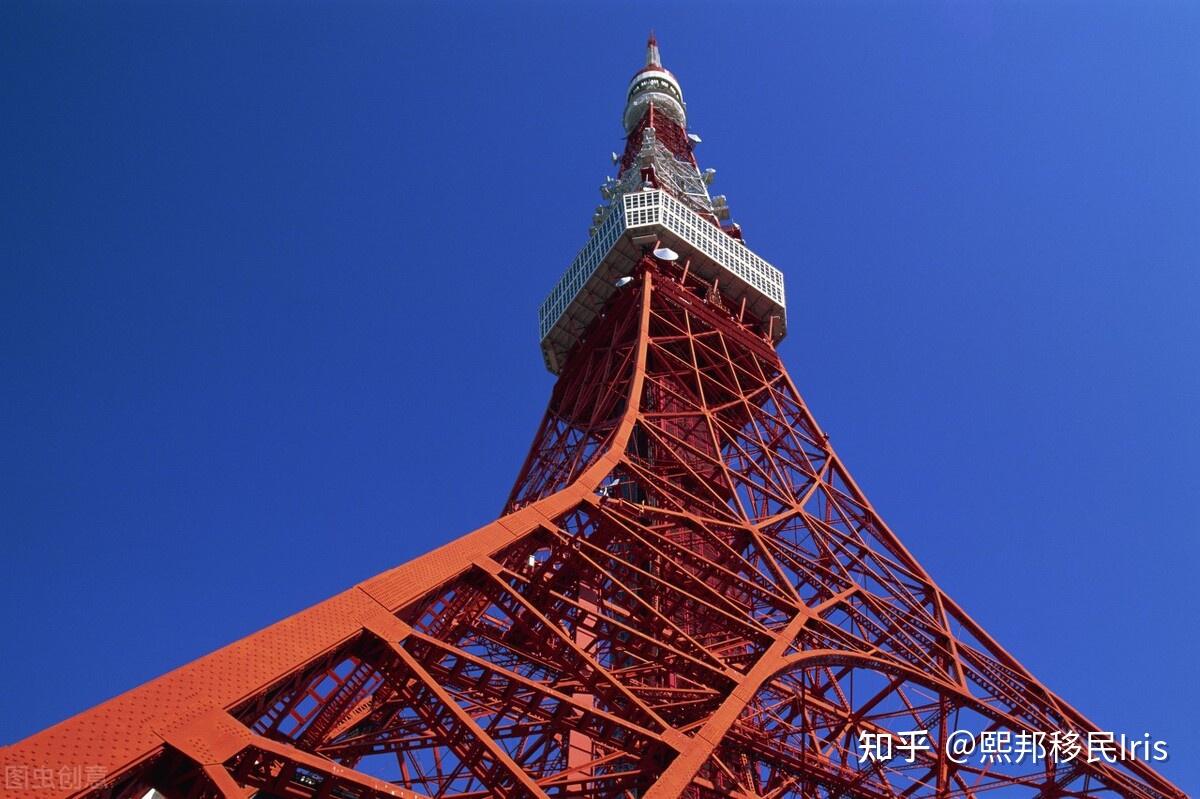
566 584 598 778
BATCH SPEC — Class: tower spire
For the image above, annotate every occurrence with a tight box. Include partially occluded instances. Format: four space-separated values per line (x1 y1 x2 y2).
623 33 685 133
600 34 731 256
645 30 661 68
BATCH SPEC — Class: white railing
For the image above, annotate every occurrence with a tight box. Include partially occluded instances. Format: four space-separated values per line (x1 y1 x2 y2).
539 189 786 352
538 201 626 340
652 191 785 305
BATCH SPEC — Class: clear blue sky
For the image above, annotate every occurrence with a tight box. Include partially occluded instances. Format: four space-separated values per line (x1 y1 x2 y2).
2 1 1197 791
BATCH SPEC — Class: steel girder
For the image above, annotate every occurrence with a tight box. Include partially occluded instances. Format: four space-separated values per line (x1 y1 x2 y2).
0 264 1185 799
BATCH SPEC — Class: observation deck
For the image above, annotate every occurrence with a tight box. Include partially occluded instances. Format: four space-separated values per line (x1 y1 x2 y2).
538 189 787 374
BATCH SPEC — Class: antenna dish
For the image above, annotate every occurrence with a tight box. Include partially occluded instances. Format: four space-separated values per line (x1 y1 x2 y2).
615 276 634 288
688 133 702 144
653 247 679 262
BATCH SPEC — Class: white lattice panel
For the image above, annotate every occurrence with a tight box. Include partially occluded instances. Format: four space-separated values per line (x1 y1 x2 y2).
539 190 786 373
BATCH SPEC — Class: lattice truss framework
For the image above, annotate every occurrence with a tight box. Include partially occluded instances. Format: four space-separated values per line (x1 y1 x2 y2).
1 258 1184 799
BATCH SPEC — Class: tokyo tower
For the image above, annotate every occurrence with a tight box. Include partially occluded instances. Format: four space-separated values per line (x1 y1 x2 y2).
0 34 1186 799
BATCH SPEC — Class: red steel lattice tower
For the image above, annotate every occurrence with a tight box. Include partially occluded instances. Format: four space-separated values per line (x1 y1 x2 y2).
1 35 1186 799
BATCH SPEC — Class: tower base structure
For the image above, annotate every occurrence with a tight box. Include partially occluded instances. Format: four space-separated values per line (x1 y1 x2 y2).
1 261 1184 799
